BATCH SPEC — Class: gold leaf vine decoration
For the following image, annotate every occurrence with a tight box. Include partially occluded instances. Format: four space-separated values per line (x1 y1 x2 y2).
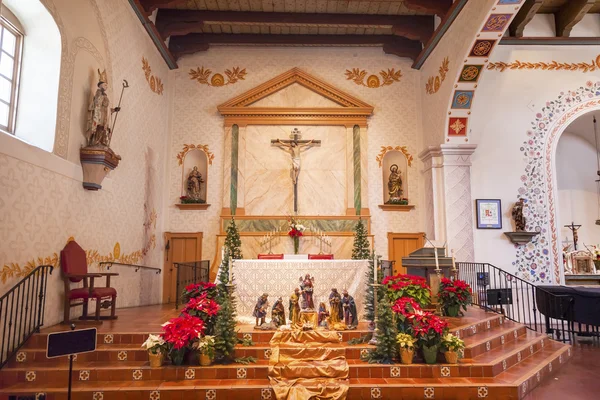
1 210 158 285
487 55 600 73
177 144 215 166
426 57 450 95
189 66 247 87
142 57 164 95
376 146 414 168
344 68 402 88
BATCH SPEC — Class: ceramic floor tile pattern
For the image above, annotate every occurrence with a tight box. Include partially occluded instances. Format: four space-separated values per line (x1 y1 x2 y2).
0 305 583 400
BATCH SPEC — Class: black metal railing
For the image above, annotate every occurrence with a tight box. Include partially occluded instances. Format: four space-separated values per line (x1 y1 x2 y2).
174 261 210 308
458 262 599 344
99 261 161 274
0 265 53 368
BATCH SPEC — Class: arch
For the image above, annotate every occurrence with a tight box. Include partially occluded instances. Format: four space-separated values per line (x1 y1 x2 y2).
515 82 600 284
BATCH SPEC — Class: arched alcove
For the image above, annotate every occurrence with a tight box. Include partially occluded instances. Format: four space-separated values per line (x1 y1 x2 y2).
177 146 212 210
378 147 414 211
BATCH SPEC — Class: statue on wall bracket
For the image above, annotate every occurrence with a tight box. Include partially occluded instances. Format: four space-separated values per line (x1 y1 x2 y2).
386 164 406 204
80 69 129 190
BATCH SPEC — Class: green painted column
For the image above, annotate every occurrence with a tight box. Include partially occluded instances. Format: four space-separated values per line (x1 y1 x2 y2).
230 124 239 215
353 125 361 215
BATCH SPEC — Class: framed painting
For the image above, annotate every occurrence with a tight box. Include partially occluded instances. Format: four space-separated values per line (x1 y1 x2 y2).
476 199 502 229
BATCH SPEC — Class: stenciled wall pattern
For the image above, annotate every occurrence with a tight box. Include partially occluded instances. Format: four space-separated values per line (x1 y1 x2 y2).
0 0 170 326
168 47 423 262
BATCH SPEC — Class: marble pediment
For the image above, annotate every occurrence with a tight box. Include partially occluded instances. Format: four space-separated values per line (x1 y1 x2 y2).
217 68 373 126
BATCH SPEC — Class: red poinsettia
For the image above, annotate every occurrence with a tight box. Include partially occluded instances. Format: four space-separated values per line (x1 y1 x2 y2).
407 310 449 347
161 313 205 350
438 278 472 316
181 281 217 304
391 296 422 317
383 274 431 307
183 293 220 317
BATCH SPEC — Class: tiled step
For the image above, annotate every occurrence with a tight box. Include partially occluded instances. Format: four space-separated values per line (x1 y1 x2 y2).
462 321 528 358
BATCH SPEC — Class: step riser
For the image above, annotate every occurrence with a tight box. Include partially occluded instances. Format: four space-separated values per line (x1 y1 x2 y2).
463 326 527 358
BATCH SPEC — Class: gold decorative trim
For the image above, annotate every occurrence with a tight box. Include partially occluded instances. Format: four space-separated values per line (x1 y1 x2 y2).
176 144 215 166
1 210 157 284
376 146 414 168
142 57 164 95
175 203 211 210
426 57 449 94
189 66 247 87
487 55 600 73
344 68 402 88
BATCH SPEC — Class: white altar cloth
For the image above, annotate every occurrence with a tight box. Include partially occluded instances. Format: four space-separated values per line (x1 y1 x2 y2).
232 259 370 324
283 254 308 260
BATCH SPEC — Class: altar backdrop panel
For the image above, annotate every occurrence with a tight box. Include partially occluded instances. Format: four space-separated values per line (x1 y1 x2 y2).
232 259 369 324
243 125 347 216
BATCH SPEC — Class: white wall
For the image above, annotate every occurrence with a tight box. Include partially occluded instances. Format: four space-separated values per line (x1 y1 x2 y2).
556 131 600 249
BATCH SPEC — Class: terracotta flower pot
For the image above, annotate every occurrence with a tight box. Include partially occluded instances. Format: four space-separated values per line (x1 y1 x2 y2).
422 344 439 364
148 352 163 368
199 352 213 366
444 351 459 364
399 348 414 364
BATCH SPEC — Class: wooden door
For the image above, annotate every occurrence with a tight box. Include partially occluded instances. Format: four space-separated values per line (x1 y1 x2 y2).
387 233 424 275
163 232 203 304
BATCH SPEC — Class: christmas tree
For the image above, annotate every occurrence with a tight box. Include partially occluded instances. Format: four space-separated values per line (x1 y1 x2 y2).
225 217 243 260
214 251 238 363
351 218 370 260
365 295 398 364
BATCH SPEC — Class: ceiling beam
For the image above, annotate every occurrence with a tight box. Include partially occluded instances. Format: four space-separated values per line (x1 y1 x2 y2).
155 10 434 42
403 0 453 17
500 36 600 45
138 0 187 15
169 34 423 61
509 0 544 38
555 0 595 37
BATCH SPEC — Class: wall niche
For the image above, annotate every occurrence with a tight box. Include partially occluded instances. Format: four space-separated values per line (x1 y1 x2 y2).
176 145 213 210
377 146 414 211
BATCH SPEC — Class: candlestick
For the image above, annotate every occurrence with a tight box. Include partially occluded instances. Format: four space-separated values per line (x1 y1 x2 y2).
373 252 377 284
451 249 458 279
434 246 440 271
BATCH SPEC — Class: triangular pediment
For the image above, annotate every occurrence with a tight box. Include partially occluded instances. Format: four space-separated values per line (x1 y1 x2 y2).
217 68 373 126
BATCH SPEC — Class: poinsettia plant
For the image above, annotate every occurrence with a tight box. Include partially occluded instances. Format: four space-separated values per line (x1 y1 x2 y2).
407 310 449 348
440 333 465 353
182 290 220 335
391 296 422 333
161 313 206 350
141 334 165 355
437 278 472 317
383 274 431 307
181 282 217 304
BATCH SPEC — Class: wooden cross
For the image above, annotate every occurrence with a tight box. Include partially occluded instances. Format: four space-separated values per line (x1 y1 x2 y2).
271 128 321 213
564 221 582 250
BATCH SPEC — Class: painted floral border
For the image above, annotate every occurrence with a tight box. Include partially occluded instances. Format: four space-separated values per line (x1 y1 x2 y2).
515 81 600 283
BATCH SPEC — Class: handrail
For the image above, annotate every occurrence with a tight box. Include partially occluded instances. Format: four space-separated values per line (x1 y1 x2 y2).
0 265 53 369
458 262 598 344
174 261 210 308
100 261 161 274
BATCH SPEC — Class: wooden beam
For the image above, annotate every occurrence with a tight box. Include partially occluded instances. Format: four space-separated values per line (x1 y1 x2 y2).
138 0 187 15
555 0 594 37
509 0 544 38
500 36 600 45
155 10 434 42
404 0 453 17
169 34 422 61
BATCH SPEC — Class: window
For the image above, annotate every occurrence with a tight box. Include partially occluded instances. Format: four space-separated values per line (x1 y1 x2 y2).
0 16 22 133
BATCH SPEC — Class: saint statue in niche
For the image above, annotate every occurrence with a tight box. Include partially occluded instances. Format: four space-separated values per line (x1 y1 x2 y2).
512 199 526 231
387 164 403 202
299 274 315 310
186 166 205 201
86 69 121 152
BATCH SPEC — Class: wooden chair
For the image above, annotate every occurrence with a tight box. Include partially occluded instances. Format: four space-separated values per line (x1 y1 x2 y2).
60 240 119 322
308 254 334 260
257 253 284 260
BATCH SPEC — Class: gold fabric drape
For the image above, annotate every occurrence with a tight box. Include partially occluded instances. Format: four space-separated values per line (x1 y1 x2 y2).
269 330 349 400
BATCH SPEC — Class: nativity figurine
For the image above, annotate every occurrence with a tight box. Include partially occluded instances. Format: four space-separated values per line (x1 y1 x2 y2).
186 166 205 201
342 289 358 329
299 274 315 310
318 302 329 328
512 199 526 231
271 297 286 327
253 293 269 327
289 288 301 325
329 288 343 324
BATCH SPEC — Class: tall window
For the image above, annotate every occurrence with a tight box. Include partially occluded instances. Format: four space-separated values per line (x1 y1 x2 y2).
0 16 22 134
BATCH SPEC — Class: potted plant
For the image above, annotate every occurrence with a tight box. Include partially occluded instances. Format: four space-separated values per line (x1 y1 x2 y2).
182 283 220 335
194 335 215 366
383 274 431 308
161 313 206 365
396 333 417 364
391 296 422 333
437 278 472 317
409 310 449 364
141 334 166 368
441 333 464 364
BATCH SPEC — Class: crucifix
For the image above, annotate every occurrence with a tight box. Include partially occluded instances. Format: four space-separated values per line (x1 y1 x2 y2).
271 128 321 213
564 221 582 250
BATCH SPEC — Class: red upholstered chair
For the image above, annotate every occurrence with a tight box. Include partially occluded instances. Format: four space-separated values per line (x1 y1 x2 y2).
257 254 284 260
60 240 119 322
308 254 334 260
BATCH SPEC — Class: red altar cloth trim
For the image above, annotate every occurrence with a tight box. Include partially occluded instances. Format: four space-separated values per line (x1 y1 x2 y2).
258 254 284 260
308 254 334 260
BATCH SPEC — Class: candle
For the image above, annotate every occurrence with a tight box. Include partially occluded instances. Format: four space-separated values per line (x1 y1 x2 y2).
434 246 440 271
451 249 456 270
373 252 377 284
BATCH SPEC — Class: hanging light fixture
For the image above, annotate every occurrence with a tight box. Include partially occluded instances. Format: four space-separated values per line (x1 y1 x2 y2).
594 116 600 225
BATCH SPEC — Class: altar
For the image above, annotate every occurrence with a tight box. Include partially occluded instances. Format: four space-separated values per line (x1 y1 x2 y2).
231 259 370 324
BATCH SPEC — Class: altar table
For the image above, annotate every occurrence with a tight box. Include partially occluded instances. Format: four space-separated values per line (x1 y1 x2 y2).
231 259 369 324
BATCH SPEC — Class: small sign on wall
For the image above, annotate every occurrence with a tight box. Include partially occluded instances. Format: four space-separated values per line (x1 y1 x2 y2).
476 199 502 229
